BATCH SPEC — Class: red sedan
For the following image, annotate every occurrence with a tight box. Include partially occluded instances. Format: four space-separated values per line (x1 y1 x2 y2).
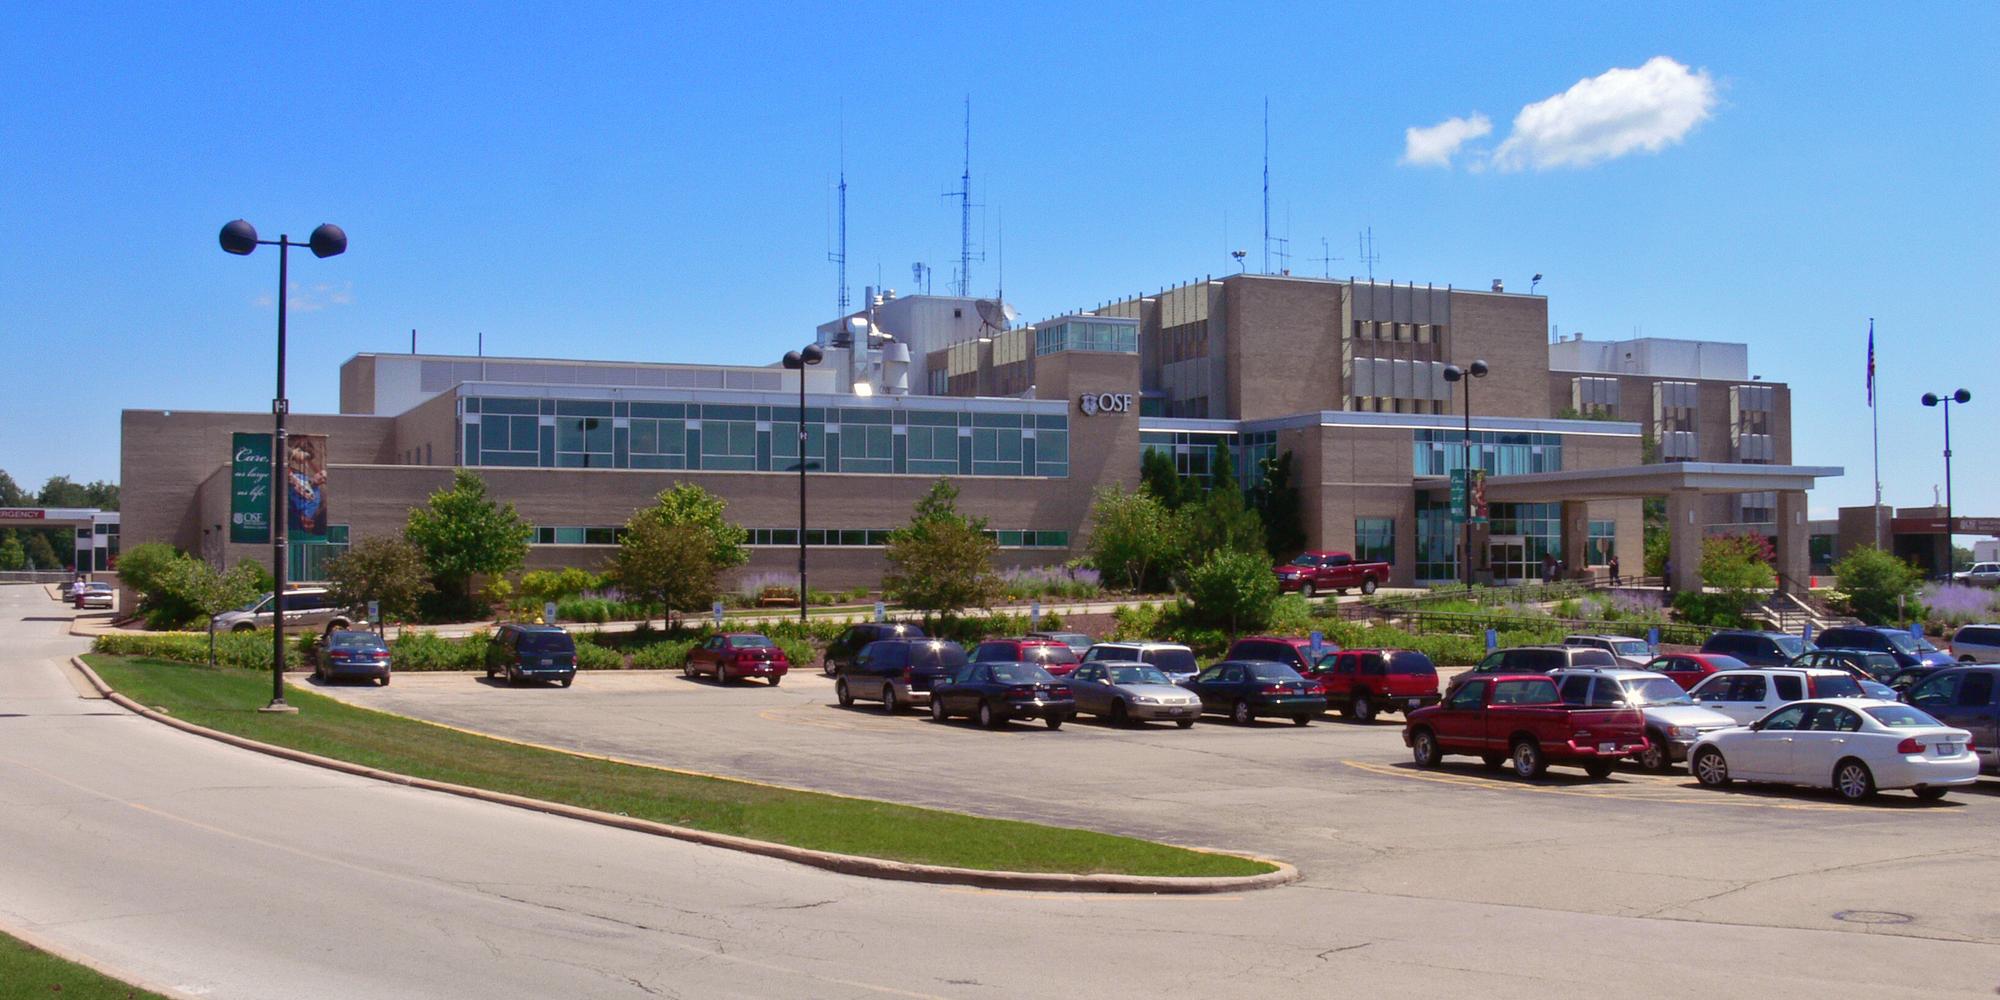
686 633 791 685
1643 652 1749 690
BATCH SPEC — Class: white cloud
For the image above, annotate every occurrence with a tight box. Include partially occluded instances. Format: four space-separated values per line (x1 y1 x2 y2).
253 280 354 313
1401 113 1493 167
1491 56 1717 171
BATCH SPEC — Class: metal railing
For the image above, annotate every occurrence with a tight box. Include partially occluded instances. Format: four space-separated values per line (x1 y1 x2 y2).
1386 609 1729 648
0 571 70 584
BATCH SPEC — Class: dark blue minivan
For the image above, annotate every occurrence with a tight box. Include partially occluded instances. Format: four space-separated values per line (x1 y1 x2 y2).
486 623 577 687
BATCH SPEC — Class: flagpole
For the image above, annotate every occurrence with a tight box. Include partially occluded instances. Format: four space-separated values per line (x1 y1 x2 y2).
1870 318 1881 548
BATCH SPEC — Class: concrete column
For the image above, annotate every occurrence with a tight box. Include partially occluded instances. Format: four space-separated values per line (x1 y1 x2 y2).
1560 501 1591 581
1665 490 1705 595
1776 490 1810 593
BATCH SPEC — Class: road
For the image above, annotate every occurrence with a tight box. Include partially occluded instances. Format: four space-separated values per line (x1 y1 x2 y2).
3 584 1997 998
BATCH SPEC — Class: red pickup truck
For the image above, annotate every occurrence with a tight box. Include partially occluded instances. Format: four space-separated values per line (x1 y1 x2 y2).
1402 674 1650 780
1273 551 1389 598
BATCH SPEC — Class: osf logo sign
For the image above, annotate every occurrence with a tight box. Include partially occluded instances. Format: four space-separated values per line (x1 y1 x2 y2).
1078 392 1133 416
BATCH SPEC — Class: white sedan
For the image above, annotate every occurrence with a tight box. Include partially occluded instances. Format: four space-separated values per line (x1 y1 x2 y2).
1689 699 1978 802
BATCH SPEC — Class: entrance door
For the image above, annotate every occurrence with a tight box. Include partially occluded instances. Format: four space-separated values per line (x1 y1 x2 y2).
1488 535 1529 583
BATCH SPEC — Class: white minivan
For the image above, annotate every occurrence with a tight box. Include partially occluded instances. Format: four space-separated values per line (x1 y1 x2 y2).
211 587 365 634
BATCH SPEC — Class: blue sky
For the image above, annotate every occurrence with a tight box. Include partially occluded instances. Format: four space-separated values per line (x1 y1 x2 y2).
3 3 1995 521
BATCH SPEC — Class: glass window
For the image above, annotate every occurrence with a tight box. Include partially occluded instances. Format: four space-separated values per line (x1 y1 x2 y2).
1354 517 1395 566
1587 679 1627 707
1759 705 1807 730
1865 705 1946 728
1558 675 1592 705
1492 679 1559 705
1810 675 1862 698
1773 675 1804 701
1448 680 1489 708
1142 649 1197 675
1959 672 1994 706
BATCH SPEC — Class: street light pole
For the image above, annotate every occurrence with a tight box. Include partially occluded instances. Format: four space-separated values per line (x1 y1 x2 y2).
1922 388 1972 577
781 344 824 622
220 220 347 713
1442 360 1489 588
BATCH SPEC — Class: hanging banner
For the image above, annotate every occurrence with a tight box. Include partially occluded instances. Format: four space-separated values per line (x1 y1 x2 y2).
286 433 331 541
229 432 272 544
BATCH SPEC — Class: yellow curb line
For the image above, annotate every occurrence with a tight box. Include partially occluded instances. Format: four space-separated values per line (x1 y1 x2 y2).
70 657 1296 895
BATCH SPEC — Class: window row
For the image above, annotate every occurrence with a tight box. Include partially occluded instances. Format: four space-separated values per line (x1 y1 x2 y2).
1412 429 1564 477
531 526 1069 549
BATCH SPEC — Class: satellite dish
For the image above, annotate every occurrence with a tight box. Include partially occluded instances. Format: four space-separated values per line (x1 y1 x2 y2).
975 298 1017 332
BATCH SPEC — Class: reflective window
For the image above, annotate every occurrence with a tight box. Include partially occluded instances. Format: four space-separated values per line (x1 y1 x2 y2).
1413 429 1564 477
1355 517 1395 566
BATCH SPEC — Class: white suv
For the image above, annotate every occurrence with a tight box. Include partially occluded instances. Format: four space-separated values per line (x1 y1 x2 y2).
1551 668 1736 771
1953 563 2000 587
1081 641 1201 683
1687 668 1867 725
1949 625 2000 665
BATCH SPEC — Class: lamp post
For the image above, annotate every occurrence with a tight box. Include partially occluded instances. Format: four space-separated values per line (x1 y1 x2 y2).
1921 388 1972 577
781 342 825 622
219 219 347 713
1441 360 1490 587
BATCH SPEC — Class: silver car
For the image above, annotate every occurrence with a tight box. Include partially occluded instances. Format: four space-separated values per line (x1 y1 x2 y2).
211 587 364 634
1066 660 1203 728
1563 634 1654 669
1552 668 1736 771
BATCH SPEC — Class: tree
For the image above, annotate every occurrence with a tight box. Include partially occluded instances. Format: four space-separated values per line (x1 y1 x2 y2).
1140 449 1196 510
404 470 530 608
1181 447 1265 565
629 483 749 570
1700 533 1777 593
1084 485 1178 592
325 536 434 624
612 516 718 628
113 542 265 630
0 536 23 571
115 542 185 596
882 479 999 620
22 532 59 570
1834 546 1926 624
518 567 603 609
1249 450 1306 560
0 469 25 507
1181 549 1281 634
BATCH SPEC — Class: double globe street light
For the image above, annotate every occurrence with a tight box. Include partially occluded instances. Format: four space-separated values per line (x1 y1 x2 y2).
780 342 824 623
1920 388 1972 576
1441 360 1490 588
219 219 347 713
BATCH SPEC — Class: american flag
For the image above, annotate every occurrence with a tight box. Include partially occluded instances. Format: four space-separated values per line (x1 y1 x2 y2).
1866 319 1875 406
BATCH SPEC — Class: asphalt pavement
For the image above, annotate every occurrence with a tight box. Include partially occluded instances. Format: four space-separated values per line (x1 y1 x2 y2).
5 584 1999 998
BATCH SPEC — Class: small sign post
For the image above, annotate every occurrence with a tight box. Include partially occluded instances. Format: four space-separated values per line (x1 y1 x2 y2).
1485 627 1498 651
1309 630 1325 663
874 601 887 623
711 601 724 627
1030 600 1042 630
368 600 381 636
544 601 558 626
1647 626 1660 653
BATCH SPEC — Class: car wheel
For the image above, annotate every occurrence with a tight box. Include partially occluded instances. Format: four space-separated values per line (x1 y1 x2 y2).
881 684 898 713
1480 754 1505 770
1511 739 1547 779
1231 700 1253 726
1834 759 1877 801
768 674 782 687
978 701 998 728
1176 719 1195 729
1915 786 1949 801
931 698 948 722
1292 714 1311 726
1108 701 1130 727
378 673 390 687
1299 582 1315 599
1693 747 1732 787
1046 715 1064 730
559 676 573 688
1410 729 1441 768
835 679 853 707
682 661 694 679
1639 732 1672 772
1583 761 1613 780
1352 692 1375 723
233 624 255 634
823 658 837 677
1361 578 1377 595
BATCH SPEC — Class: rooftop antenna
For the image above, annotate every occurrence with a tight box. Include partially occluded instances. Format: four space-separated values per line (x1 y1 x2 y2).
477 331 483 357
995 205 1004 302
1261 98 1271 275
941 95 983 297
911 262 932 295
1357 227 1381 281
1272 200 1293 275
1309 237 1342 278
827 102 850 315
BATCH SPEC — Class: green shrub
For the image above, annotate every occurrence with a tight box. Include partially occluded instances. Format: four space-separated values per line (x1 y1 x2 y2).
574 641 624 670
1671 592 1750 629
1180 550 1280 634
775 638 814 668
630 639 698 669
1834 546 1926 624
390 630 490 670
92 631 276 670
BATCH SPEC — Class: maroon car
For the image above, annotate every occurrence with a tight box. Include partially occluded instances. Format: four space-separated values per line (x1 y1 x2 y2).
1645 652 1749 690
1273 551 1389 598
970 637 1081 676
685 632 791 685
1403 673 1650 780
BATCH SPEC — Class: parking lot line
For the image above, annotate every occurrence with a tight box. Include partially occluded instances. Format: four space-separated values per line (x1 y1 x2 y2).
1338 760 1859 812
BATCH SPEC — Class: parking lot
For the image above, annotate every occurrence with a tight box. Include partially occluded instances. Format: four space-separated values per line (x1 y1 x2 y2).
315 666 2000 946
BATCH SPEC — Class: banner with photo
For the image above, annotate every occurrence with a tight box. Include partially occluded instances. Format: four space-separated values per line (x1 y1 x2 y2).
286 433 331 541
229 432 272 544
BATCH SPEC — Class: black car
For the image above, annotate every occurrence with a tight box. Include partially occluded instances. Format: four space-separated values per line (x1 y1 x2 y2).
834 638 967 712
1182 659 1327 726
821 621 927 676
930 661 1076 729
1699 630 1813 668
1812 625 1956 671
314 630 392 686
485 623 577 687
1447 645 1617 693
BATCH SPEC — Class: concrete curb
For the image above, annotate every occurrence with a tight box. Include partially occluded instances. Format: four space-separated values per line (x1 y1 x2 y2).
0 913 205 1000
70 657 1297 895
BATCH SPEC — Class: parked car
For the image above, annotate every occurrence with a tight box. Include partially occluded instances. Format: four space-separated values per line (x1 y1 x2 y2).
484 623 577 687
1903 666 2000 775
1700 630 1813 668
1689 700 1977 801
58 579 82 599
1182 660 1327 725
1953 562 2000 587
1812 625 1955 671
1449 645 1618 693
971 637 1081 676
1272 550 1388 598
75 582 114 610
834 638 968 712
1081 641 1201 683
1064 661 1202 727
1027 631 1094 656
1562 634 1653 669
930 661 1075 729
211 586 364 635
821 621 926 676
1550 668 1734 771
1304 649 1441 722
1642 652 1749 690
314 630 392 686
1949 624 2000 665
1789 649 1905 697
1685 667 1865 724
1403 673 1650 779
1223 636 1332 676
685 632 790 685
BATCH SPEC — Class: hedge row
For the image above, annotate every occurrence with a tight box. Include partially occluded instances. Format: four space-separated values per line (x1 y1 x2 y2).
96 626 847 674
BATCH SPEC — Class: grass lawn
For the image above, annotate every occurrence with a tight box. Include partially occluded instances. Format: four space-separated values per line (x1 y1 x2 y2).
0 930 168 1000
86 655 1273 878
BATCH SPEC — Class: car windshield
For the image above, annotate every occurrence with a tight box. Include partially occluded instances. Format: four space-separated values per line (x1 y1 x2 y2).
1865 705 1945 728
240 594 273 613
1109 666 1171 686
1772 636 1810 658
1040 633 1089 646
1877 632 1920 654
990 663 1056 684
1622 677 1692 706
1245 662 1303 681
518 631 575 654
910 643 968 669
328 633 383 650
1146 649 1198 674
1288 555 1316 567
1813 675 1865 698
1572 649 1618 667
730 635 774 648
1702 655 1749 671
1855 653 1900 677
1385 652 1437 675
1027 645 1079 665
1612 641 1650 656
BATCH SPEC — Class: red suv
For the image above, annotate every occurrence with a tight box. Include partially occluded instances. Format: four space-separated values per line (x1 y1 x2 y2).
685 633 791 685
1304 648 1441 722
970 637 1082 676
1223 636 1334 676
